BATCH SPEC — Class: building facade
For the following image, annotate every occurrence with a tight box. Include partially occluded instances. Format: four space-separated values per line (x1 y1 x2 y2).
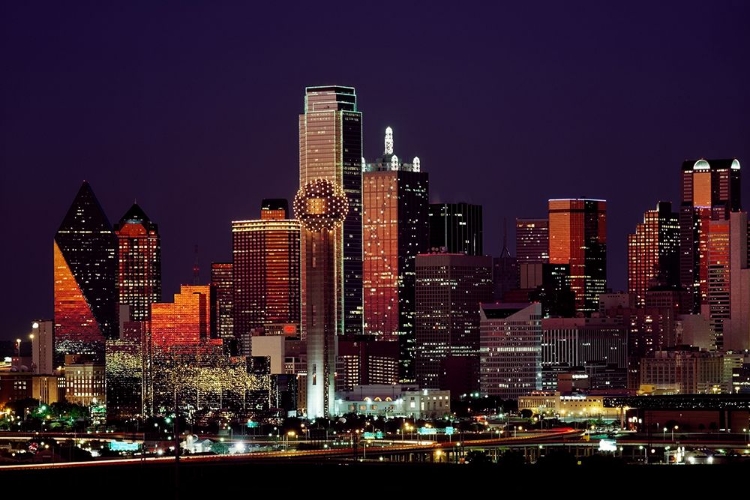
362 127 429 383
627 201 680 307
479 302 543 400
415 253 494 395
298 85 363 337
548 198 607 316
54 181 117 364
231 201 300 355
428 202 483 256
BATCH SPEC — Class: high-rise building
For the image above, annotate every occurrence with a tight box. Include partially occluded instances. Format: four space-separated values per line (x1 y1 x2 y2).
548 198 607 316
113 203 162 322
415 253 494 395
429 202 483 255
515 218 549 264
493 222 519 301
627 201 681 307
210 262 234 353
679 158 742 315
30 320 54 375
232 200 300 355
299 85 363 337
54 181 117 363
294 178 349 418
362 126 429 383
479 302 542 399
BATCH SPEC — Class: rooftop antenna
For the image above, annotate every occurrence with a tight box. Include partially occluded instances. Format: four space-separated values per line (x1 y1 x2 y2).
192 244 200 285
499 218 511 258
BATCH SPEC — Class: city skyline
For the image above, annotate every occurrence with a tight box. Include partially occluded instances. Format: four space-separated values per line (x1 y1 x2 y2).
2 2 749 341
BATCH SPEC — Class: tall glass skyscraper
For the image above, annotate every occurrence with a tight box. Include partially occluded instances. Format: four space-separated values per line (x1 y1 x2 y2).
362 127 429 383
679 158 742 317
428 202 483 255
299 85 363 337
114 203 162 322
232 200 300 356
627 201 680 307
548 198 607 316
54 181 117 363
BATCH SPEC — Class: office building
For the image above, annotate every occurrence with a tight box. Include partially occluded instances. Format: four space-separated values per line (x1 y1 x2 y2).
232 201 300 355
294 178 348 418
479 302 542 400
415 253 494 395
150 285 217 348
299 85 363 337
113 202 162 322
679 158 741 316
54 181 117 363
362 126 429 383
548 198 607 316
627 201 681 307
429 202 483 255
210 262 235 353
30 320 54 375
515 218 549 263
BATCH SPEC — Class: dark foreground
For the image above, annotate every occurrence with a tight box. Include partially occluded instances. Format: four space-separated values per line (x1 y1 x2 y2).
0 459 744 497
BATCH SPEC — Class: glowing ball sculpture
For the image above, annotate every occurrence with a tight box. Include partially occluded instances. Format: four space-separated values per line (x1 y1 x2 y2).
293 178 348 231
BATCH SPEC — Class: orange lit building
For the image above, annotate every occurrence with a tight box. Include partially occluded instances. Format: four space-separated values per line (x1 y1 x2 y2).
548 198 607 316
679 158 741 317
231 199 300 355
150 285 217 348
362 127 429 383
54 181 117 363
114 203 162 322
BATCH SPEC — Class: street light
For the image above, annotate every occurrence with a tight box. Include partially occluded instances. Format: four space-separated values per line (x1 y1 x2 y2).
672 425 678 442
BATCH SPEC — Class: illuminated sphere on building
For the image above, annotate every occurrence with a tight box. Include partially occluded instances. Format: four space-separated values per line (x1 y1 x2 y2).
293 178 348 232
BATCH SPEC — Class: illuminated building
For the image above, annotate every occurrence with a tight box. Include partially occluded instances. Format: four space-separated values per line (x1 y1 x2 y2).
362 126 429 383
337 334 400 390
63 354 105 407
515 218 549 263
548 198 607 316
627 201 680 307
479 302 542 399
30 320 54 375
150 285 216 348
231 199 300 355
210 262 234 353
679 158 741 316
299 85 363 337
428 202 483 255
540 317 627 391
414 253 494 394
54 181 117 364
294 178 348 418
715 211 750 352
114 202 162 321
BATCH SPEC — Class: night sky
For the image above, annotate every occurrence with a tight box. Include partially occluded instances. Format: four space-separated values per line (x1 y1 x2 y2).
2 1 749 341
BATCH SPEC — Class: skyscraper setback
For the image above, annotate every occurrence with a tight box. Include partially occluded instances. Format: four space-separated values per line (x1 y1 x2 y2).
54 181 117 362
298 85 364 337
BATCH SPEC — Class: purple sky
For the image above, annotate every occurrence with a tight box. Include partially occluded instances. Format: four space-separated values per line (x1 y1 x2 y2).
2 1 749 341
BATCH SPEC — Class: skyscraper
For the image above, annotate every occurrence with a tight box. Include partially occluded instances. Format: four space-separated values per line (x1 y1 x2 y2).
627 201 680 307
362 126 429 383
210 262 234 353
429 202 483 255
548 198 607 316
299 85 363 336
679 158 742 315
415 253 494 394
54 181 117 363
515 218 549 263
232 200 300 355
113 203 162 322
294 178 348 418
